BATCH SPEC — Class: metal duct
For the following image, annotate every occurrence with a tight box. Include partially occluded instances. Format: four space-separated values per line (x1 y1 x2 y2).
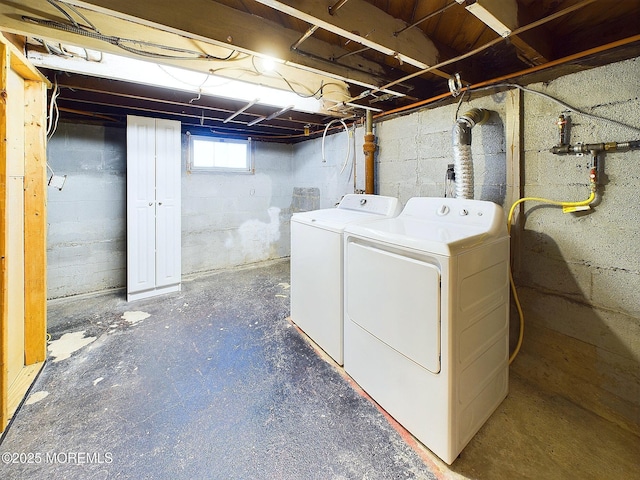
452 108 489 199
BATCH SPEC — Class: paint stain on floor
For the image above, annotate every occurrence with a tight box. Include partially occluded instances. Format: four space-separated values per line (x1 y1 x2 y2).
121 311 151 325
25 391 49 405
48 331 97 363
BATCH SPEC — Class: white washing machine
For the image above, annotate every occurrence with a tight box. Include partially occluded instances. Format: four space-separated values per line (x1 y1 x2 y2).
290 194 401 365
343 197 509 464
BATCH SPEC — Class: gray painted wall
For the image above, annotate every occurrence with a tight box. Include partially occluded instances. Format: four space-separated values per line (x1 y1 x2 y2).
46 121 368 299
47 124 295 298
47 123 127 299
181 138 294 274
291 123 366 208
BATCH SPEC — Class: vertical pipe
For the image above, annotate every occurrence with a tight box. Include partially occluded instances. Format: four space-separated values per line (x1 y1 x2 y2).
363 110 375 194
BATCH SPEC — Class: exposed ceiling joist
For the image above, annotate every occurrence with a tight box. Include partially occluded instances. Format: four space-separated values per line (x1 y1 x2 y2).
464 0 551 66
1 0 638 142
254 0 447 77
0 1 340 104
62 0 408 94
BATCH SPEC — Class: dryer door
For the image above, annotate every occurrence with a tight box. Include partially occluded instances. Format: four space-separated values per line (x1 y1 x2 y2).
346 242 441 373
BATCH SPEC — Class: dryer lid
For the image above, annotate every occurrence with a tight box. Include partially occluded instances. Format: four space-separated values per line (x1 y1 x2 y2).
344 197 507 256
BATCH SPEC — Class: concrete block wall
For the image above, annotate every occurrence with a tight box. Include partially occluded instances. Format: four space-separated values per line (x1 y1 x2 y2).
47 123 295 298
370 56 640 436
513 57 640 436
45 56 640 436
375 96 507 207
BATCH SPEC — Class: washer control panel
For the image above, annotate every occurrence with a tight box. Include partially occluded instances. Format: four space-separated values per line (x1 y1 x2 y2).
338 194 401 217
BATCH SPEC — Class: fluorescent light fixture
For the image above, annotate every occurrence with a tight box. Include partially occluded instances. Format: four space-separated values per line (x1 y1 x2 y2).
465 0 517 38
26 48 323 114
260 56 277 72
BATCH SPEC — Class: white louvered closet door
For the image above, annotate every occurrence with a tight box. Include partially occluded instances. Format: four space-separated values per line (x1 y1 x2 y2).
127 115 181 301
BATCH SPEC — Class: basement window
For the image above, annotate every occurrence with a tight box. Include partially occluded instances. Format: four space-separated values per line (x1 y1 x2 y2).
188 134 253 173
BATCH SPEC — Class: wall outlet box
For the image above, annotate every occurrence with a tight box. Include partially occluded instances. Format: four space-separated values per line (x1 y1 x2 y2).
49 174 67 191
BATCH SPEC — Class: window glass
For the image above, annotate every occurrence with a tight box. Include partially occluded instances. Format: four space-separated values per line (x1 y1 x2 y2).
189 135 252 172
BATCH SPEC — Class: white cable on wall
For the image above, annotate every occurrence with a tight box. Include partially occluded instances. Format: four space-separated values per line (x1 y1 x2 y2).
321 119 350 173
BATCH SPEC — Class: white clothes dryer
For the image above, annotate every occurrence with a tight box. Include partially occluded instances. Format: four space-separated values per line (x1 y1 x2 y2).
290 194 401 365
343 197 509 464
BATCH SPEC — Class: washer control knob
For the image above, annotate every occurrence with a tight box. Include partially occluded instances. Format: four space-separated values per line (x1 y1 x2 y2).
437 205 449 216
460 209 469 216
360 198 367 205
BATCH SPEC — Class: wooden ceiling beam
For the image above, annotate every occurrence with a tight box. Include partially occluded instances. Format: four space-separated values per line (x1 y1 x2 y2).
511 2 552 66
463 0 551 66
253 0 449 77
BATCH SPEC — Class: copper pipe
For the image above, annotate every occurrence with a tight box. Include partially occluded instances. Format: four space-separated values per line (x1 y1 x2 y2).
331 0 599 109
376 33 640 120
364 109 375 194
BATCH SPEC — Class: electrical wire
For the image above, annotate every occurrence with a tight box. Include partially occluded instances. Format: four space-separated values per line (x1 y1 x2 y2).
250 56 345 99
47 75 61 139
46 0 80 28
331 0 599 110
340 122 355 175
443 170 455 197
453 88 469 121
321 118 350 169
469 83 640 135
24 2 237 61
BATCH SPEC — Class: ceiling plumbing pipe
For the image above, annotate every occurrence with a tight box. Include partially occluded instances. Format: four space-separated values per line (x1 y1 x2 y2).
363 109 375 194
452 108 489 199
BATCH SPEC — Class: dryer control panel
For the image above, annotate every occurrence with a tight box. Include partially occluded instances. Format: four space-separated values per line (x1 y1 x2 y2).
401 197 505 234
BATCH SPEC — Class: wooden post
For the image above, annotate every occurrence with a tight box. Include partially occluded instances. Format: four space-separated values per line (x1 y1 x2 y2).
505 88 523 274
23 79 47 365
0 35 50 433
0 41 9 434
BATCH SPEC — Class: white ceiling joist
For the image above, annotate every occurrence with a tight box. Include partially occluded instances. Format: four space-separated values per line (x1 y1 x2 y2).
254 0 441 73
464 0 518 38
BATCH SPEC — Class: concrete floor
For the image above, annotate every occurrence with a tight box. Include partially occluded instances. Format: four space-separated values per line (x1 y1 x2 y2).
1 259 638 479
